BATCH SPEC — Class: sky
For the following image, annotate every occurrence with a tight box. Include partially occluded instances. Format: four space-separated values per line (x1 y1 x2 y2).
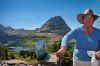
0 0 100 30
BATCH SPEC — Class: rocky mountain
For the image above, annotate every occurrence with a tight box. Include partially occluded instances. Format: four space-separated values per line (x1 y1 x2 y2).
36 16 71 36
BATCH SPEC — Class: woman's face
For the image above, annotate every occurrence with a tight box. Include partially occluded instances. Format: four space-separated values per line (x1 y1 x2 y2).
83 15 94 28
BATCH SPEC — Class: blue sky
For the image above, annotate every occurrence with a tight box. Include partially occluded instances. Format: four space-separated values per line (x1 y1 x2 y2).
0 0 100 30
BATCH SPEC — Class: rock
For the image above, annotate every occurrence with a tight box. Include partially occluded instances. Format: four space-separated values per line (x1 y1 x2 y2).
1 60 28 66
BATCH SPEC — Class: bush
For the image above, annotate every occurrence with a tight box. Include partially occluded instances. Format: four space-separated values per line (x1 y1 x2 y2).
9 53 15 59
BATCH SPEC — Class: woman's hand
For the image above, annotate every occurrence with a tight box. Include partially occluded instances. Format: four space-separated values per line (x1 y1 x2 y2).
54 47 66 58
95 51 100 59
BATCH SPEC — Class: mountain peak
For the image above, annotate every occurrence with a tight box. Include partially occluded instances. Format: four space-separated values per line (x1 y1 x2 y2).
38 16 71 36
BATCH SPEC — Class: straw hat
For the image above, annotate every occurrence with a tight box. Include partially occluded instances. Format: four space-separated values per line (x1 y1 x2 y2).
77 9 99 24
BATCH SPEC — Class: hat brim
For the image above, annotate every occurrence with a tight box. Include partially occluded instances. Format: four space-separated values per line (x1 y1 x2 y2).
77 14 99 24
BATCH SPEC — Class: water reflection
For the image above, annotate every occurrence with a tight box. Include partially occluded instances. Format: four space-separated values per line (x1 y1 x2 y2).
35 40 47 60
35 40 45 50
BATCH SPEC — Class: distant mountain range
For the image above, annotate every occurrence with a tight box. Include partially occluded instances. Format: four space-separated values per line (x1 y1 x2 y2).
0 24 33 44
0 24 33 36
0 29 21 44
0 16 71 44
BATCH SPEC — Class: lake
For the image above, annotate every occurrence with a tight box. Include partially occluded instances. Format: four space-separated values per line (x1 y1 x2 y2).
9 46 34 52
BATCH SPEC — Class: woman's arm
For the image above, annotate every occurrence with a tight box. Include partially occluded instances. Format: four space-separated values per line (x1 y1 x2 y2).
95 31 100 59
95 51 100 59
55 28 78 58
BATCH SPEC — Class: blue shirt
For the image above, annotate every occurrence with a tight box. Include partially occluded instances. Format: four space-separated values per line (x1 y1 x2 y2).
61 26 100 61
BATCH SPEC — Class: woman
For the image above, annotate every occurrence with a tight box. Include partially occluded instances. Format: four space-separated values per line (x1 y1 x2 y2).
55 9 100 66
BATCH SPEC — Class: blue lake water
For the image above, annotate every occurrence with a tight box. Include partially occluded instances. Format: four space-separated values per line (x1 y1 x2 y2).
9 46 34 52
